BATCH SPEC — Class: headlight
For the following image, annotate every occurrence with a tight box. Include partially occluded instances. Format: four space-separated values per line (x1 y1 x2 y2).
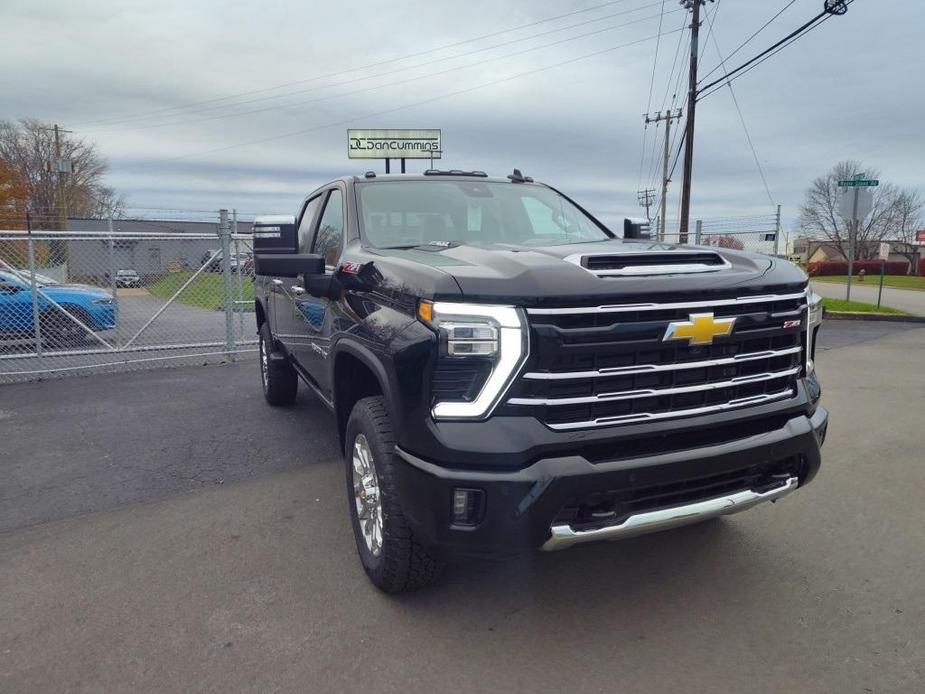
808 291 823 328
419 300 528 419
92 297 113 305
806 290 823 375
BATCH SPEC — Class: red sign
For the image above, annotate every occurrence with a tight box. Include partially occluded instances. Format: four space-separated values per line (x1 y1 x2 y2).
917 229 925 244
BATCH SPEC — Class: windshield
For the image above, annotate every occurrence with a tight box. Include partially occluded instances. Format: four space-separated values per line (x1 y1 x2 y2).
358 180 611 248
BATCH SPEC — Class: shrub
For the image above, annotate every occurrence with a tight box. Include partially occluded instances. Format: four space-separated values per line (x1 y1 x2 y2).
808 260 909 276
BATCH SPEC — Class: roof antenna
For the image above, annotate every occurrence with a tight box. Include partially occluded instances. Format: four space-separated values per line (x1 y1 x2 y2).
507 168 533 183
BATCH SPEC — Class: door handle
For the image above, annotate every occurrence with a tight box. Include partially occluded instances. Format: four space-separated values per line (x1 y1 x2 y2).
291 285 306 295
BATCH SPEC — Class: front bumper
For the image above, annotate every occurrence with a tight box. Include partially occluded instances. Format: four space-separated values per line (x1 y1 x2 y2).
392 406 828 556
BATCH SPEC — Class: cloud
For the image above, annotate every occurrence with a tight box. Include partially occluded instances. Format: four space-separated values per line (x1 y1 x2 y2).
2 0 922 230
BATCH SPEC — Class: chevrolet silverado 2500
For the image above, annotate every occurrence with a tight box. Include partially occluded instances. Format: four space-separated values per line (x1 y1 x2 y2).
252 170 827 593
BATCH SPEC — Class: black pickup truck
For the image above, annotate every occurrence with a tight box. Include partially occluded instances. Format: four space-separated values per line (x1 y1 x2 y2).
252 170 827 593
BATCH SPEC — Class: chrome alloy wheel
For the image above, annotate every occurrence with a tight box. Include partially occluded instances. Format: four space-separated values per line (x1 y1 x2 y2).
352 434 383 556
260 334 269 389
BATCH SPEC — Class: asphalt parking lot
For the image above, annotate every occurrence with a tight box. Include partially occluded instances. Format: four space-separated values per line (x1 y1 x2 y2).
1 321 924 693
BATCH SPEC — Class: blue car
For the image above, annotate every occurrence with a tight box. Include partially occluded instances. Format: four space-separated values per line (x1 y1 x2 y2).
0 270 115 347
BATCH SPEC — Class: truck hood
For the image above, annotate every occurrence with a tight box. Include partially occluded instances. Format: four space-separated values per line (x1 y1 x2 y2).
377 239 807 305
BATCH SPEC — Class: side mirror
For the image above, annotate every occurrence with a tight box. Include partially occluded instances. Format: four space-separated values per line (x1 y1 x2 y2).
254 253 324 277
252 215 297 254
623 218 651 240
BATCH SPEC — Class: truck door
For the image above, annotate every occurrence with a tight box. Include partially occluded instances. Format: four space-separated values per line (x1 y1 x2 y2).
270 195 322 351
290 187 345 395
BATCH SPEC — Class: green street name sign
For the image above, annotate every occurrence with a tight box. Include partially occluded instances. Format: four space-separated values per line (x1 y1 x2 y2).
838 179 879 187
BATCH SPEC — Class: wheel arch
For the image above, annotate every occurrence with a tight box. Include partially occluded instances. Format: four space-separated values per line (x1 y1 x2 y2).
332 340 396 451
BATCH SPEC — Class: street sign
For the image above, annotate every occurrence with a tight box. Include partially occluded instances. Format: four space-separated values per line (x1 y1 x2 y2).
347 129 441 159
878 242 891 261
838 179 879 187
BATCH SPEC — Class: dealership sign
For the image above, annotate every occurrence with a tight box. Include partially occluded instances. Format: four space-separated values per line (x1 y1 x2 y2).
347 129 441 159
917 229 925 246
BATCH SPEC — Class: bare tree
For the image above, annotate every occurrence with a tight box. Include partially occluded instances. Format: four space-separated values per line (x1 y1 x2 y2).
0 118 126 229
887 190 923 274
798 161 899 261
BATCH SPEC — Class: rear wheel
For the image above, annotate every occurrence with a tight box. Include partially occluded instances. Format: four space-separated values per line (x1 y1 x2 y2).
345 396 443 593
258 323 297 405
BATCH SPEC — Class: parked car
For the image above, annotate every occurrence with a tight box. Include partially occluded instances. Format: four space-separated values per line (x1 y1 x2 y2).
252 170 827 593
0 270 115 347
114 269 142 288
200 249 222 271
201 250 252 273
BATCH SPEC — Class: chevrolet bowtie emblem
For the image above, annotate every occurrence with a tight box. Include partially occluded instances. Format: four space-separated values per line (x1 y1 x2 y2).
663 312 736 345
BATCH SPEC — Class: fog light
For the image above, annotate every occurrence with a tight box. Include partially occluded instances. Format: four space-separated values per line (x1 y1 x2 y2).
451 488 484 526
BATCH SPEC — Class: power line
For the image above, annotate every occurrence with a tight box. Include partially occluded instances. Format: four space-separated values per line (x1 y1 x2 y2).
699 0 799 84
126 28 684 170
645 0 668 114
74 0 652 129
698 0 722 64
639 0 667 190
639 11 688 191
658 15 689 114
697 0 852 97
697 9 837 101
703 5 775 207
87 5 679 134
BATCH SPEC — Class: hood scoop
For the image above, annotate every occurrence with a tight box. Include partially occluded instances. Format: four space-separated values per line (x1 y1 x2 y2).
568 250 731 277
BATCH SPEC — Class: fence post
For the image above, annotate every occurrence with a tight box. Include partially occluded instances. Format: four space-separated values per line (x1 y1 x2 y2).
26 219 43 361
107 217 120 348
773 204 782 256
219 209 235 360
694 219 703 245
233 208 245 340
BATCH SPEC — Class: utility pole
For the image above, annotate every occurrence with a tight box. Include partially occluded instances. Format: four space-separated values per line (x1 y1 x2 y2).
678 0 712 243
40 124 73 231
637 188 656 222
644 109 682 240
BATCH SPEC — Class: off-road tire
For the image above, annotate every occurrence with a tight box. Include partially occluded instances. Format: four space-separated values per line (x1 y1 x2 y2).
258 323 297 406
345 396 444 593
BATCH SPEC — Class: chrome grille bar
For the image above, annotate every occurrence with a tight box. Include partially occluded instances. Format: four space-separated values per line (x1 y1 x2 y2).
522 345 802 381
526 291 808 316
544 389 796 430
509 367 801 406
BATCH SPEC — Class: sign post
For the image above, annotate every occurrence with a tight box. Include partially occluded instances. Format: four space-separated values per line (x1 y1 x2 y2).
837 173 880 303
347 129 441 173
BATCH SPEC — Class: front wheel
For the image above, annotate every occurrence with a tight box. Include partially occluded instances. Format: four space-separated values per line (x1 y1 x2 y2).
345 396 443 593
258 323 297 406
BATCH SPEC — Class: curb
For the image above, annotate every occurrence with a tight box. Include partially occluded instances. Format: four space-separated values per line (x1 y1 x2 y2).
823 310 925 324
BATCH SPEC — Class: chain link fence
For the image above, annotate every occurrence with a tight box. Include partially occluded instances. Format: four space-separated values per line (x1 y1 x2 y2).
659 212 783 255
0 210 258 383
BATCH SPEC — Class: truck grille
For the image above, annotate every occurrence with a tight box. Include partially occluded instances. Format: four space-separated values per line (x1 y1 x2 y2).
499 290 807 430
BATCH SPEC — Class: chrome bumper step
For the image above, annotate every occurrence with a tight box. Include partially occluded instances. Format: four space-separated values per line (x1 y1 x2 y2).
541 476 799 551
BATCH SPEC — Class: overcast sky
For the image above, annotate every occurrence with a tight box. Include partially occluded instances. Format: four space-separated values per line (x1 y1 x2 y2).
1 0 922 231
